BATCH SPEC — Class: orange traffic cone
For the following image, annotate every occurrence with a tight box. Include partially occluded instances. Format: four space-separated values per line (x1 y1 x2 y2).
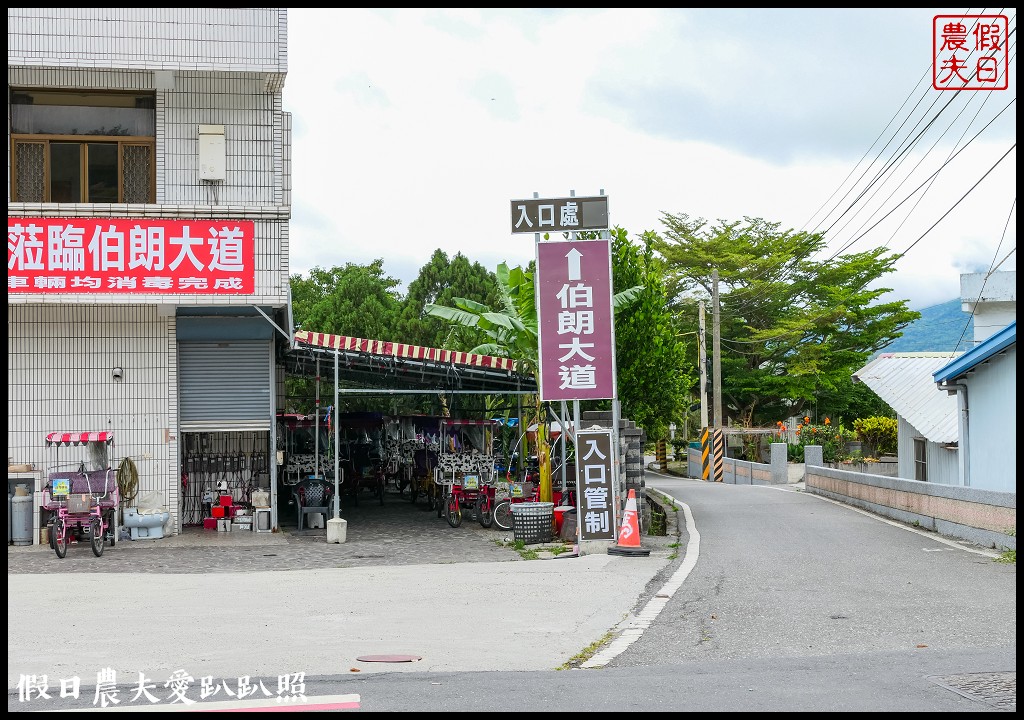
607 489 650 556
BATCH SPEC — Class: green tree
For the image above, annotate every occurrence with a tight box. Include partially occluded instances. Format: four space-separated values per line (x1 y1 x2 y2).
398 249 500 350
291 260 402 340
652 213 920 428
580 227 690 441
288 261 403 413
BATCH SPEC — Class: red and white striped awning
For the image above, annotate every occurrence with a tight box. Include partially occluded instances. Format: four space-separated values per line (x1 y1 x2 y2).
46 431 114 446
294 331 516 372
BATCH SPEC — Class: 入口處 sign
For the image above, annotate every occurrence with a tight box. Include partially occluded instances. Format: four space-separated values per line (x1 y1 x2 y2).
535 237 616 401
510 195 608 234
574 429 617 542
7 217 255 294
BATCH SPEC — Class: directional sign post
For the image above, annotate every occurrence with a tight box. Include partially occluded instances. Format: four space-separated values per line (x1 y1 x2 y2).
535 237 616 402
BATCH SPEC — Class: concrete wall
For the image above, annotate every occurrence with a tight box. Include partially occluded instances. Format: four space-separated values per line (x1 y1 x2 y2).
686 442 789 485
805 461 1016 551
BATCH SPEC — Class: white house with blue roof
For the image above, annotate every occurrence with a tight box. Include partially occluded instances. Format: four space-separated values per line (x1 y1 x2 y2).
933 321 1016 493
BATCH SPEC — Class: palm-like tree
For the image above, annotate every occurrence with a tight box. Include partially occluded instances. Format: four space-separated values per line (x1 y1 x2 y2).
425 262 642 503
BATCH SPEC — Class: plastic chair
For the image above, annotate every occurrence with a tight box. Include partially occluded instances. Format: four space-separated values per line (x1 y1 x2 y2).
295 478 334 530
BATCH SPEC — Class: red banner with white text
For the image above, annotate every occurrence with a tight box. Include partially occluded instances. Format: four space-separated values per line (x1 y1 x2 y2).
8 217 255 294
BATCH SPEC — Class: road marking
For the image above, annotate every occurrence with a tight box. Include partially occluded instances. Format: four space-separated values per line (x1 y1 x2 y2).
582 487 700 669
49 694 361 712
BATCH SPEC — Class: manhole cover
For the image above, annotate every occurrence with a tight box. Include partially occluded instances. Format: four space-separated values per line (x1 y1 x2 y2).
356 655 421 663
928 671 1016 711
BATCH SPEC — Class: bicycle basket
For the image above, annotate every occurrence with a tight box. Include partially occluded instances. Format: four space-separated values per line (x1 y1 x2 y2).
67 494 93 514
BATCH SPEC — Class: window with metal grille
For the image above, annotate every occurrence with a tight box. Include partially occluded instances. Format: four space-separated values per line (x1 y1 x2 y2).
10 89 155 203
913 437 928 482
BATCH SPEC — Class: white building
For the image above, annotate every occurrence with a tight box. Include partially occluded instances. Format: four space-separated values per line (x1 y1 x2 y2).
851 270 1016 492
933 322 1016 493
8 8 293 539
960 271 1016 344
933 270 1016 494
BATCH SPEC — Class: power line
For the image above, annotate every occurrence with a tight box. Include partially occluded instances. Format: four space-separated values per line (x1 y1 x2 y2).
952 197 1017 353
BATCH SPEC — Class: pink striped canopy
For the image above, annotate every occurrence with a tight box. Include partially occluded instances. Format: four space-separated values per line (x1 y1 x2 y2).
46 431 114 445
294 331 516 372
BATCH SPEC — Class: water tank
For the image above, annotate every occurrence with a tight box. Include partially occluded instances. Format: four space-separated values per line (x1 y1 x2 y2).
11 485 33 546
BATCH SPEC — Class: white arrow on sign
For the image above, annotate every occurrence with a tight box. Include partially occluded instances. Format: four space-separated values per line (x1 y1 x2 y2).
565 247 582 281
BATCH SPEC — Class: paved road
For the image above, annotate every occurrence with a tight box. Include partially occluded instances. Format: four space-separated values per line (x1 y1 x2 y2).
9 469 1014 711
622 469 1016 711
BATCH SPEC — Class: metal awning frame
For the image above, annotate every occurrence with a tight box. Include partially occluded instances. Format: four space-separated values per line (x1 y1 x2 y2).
282 341 537 395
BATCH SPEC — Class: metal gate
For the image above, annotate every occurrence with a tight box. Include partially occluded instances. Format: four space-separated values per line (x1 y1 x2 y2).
178 341 272 431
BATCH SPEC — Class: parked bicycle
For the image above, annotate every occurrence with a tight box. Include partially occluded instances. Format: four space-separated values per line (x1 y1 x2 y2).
41 432 120 559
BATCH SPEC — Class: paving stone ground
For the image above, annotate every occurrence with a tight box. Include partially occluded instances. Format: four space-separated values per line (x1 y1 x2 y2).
8 487 540 574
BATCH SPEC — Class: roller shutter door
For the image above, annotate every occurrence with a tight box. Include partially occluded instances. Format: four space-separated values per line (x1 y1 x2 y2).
179 341 272 431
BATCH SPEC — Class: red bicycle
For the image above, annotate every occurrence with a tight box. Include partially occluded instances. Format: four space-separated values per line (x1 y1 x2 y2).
439 470 496 528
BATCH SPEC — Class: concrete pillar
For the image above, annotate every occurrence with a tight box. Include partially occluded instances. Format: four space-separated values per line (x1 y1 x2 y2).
770 442 788 484
804 444 824 467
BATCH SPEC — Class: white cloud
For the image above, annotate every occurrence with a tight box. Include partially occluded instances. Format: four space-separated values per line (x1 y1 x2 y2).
284 8 1016 310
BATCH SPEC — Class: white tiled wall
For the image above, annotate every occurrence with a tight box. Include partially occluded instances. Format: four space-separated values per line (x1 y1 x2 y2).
7 8 287 74
7 8 292 539
7 304 181 534
8 35 292 304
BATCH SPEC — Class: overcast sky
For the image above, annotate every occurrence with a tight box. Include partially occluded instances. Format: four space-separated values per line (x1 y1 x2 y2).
284 8 1016 311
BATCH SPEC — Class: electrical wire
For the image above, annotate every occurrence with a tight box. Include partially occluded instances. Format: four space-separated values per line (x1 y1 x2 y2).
713 18 1017 318
952 198 1017 353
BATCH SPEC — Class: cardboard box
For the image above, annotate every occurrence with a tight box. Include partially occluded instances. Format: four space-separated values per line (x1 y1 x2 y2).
212 506 226 518
219 495 233 506
203 517 218 530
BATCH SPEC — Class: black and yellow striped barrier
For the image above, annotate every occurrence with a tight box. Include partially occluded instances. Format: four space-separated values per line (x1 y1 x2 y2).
700 427 710 481
713 428 724 482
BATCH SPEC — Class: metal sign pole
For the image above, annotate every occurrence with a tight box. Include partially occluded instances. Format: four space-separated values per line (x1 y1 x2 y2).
314 356 320 479
334 350 340 519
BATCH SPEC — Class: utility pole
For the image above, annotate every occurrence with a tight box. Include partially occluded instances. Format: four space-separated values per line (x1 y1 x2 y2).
698 300 709 429
711 270 724 482
712 270 722 430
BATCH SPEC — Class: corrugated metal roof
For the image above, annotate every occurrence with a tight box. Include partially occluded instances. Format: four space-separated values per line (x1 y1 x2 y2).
852 352 961 443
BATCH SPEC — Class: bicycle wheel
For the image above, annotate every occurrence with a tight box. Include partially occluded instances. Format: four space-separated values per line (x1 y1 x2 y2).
104 509 116 547
53 518 68 559
477 496 493 528
445 494 462 528
90 518 105 557
435 490 445 518
47 519 56 550
493 500 513 531
378 479 385 506
410 480 419 505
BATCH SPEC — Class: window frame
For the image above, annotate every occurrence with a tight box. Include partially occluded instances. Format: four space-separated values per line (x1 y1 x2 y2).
913 437 928 482
11 135 155 204
9 88 156 204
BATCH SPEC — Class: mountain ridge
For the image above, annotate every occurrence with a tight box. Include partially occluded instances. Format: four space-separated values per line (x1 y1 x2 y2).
880 298 974 355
